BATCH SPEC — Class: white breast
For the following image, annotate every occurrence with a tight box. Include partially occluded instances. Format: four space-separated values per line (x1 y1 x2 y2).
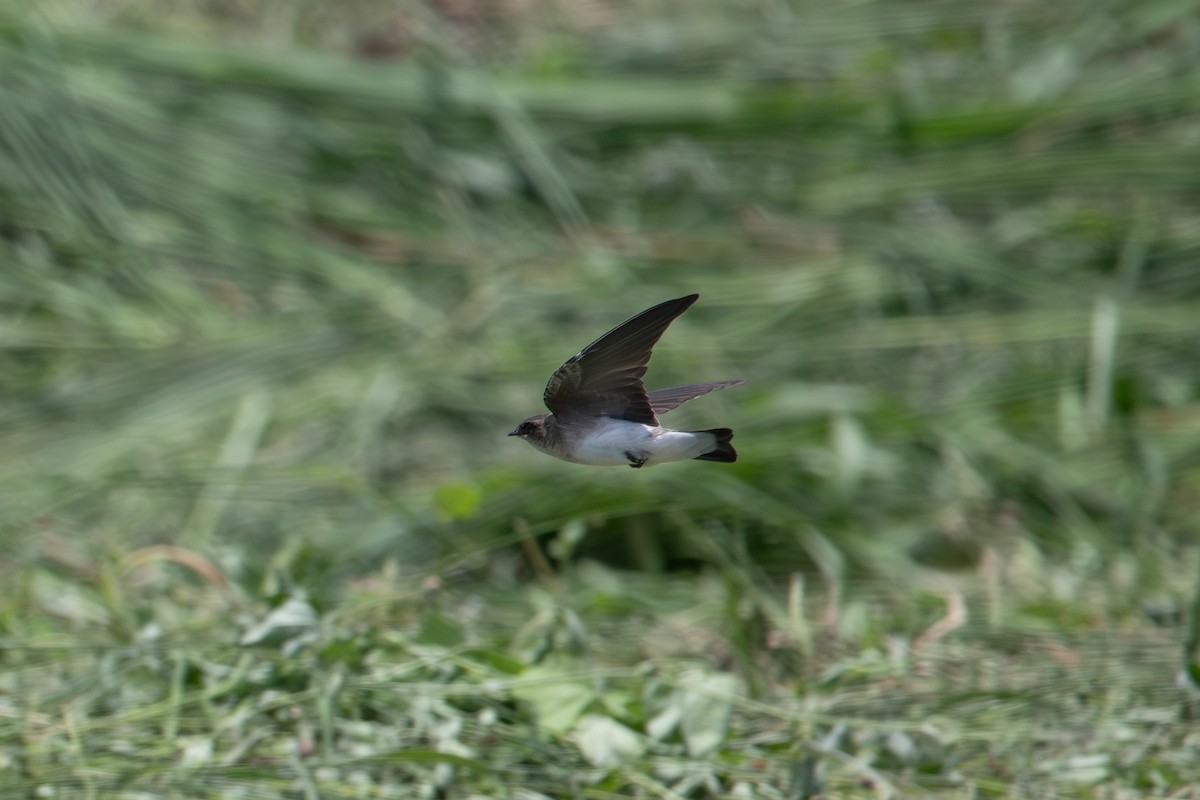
567 420 714 467
567 420 655 465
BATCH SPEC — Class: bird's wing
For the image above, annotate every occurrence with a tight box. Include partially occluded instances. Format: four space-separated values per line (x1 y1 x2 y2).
543 294 699 425
647 380 745 415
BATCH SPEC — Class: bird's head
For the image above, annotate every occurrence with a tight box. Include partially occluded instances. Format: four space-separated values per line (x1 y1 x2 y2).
508 414 549 444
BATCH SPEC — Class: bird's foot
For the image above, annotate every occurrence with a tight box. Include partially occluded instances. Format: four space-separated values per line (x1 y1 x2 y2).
625 451 647 469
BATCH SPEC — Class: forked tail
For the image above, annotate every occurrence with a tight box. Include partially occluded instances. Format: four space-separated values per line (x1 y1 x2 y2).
693 428 737 463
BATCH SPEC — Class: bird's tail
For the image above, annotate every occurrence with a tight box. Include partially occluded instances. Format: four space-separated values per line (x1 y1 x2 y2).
692 428 737 463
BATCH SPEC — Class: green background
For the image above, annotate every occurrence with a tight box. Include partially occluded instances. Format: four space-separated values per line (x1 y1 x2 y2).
3 1 1199 796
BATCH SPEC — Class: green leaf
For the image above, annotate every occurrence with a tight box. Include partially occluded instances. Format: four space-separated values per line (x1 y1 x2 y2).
573 714 645 768
510 668 595 736
434 482 482 522
415 612 466 648
238 595 318 647
677 670 738 758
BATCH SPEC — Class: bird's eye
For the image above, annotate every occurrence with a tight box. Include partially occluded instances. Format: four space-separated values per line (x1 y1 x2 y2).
519 423 533 434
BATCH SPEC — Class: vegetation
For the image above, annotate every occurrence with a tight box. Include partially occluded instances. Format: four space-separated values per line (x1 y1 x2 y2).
3 1 1199 796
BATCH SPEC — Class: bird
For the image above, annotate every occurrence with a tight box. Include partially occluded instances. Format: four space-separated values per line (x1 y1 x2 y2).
509 293 743 468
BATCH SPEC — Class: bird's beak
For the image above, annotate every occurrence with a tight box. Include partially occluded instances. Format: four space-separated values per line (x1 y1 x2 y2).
507 428 519 436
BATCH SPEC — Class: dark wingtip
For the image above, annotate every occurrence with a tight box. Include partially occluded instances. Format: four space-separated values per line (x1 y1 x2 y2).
693 428 737 463
651 294 699 317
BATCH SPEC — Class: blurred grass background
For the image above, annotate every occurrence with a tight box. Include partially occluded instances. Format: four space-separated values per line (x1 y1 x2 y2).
3 0 1200 796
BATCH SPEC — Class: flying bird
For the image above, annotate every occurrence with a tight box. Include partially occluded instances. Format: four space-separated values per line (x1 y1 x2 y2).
509 294 743 468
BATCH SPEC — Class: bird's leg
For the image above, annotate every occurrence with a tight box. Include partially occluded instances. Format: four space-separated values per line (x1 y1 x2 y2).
624 451 648 469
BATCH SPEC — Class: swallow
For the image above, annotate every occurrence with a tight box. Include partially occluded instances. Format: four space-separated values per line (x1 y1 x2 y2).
509 294 743 468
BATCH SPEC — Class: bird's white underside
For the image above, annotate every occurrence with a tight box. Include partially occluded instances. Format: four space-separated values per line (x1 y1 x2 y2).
553 419 717 467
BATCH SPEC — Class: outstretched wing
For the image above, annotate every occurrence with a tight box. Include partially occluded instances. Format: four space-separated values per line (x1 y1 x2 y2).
544 294 699 425
647 380 745 415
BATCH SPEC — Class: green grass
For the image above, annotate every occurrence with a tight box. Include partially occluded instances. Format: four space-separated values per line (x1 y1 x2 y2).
3 0 1200 796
